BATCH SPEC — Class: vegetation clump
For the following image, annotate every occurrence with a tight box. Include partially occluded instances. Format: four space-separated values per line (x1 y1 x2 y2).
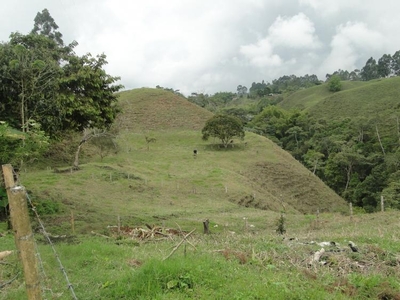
276 212 286 235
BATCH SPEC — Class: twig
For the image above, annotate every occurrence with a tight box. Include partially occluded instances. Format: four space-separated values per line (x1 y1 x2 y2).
0 272 20 289
163 229 196 261
91 231 111 239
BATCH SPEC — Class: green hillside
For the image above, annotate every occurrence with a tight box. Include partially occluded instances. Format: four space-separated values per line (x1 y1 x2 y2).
279 77 400 124
18 88 346 234
278 80 367 111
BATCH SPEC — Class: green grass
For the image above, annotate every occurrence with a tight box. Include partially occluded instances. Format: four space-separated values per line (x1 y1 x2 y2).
2 211 400 299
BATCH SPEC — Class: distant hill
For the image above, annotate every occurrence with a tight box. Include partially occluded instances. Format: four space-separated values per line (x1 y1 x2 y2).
279 77 400 125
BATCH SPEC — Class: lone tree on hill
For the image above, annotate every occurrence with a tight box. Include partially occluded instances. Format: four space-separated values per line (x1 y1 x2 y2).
328 74 342 92
202 114 245 148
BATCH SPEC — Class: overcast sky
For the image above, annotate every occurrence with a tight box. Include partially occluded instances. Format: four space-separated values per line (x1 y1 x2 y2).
1 0 399 95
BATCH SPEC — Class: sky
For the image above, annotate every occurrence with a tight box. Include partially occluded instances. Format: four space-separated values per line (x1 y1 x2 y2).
1 0 400 96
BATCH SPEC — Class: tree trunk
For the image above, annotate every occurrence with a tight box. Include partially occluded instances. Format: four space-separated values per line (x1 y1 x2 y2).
345 164 352 191
73 144 82 170
375 124 385 156
21 94 25 133
312 159 318 174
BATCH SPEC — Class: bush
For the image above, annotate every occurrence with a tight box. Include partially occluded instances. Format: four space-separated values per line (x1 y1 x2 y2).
328 75 342 92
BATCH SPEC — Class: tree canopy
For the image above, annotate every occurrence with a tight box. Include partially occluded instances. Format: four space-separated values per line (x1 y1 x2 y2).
0 9 123 138
328 74 342 92
202 114 245 148
0 9 123 168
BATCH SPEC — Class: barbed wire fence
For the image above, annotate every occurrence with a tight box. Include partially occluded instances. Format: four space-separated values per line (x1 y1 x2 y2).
2 166 78 300
26 191 78 300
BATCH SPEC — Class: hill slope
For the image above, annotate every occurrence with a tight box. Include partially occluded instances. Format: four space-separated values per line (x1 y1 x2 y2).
21 88 347 233
279 77 400 123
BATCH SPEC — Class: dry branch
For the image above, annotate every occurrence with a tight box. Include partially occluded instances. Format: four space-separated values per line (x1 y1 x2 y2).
163 229 196 261
308 248 325 266
0 251 13 260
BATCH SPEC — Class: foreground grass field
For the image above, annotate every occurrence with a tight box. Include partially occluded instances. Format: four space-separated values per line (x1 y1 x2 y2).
2 211 400 299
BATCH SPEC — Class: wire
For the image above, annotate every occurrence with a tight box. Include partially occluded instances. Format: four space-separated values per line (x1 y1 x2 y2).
26 192 78 300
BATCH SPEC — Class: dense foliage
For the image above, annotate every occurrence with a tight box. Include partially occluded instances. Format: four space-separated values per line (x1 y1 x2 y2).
0 9 123 166
245 105 400 211
0 10 122 134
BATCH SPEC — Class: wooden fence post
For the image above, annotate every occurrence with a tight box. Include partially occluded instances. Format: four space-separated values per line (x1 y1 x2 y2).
71 210 75 234
2 164 42 300
203 219 210 234
381 195 384 212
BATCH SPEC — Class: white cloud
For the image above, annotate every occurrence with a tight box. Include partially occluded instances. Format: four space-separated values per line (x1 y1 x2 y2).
1 0 400 94
268 13 321 49
299 0 364 16
320 22 386 74
240 38 283 67
239 13 320 75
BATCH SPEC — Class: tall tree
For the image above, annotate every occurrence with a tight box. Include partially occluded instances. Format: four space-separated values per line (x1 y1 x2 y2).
31 8 64 45
360 57 379 81
377 54 392 78
6 44 57 133
391 50 400 76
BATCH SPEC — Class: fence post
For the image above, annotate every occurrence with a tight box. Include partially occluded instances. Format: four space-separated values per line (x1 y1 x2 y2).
381 195 384 212
71 210 75 234
2 164 42 300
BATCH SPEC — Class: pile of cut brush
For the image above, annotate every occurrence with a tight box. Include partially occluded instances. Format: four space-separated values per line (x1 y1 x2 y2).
107 224 187 240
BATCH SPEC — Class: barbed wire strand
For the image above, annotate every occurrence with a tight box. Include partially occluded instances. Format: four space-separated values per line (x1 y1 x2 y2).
25 192 78 300
33 237 55 299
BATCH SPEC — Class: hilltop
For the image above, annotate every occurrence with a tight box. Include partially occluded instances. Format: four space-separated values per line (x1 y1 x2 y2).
115 88 214 131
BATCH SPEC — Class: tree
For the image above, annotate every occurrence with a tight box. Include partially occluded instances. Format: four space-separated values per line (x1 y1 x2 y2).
31 8 64 45
237 85 248 97
302 149 324 174
6 44 57 133
0 9 123 138
360 57 378 81
377 54 392 78
328 74 342 92
73 128 113 169
391 50 400 76
58 53 123 132
202 115 245 148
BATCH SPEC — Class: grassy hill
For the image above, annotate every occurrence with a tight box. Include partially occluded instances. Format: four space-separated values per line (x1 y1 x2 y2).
278 77 400 125
115 88 214 131
16 88 346 235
